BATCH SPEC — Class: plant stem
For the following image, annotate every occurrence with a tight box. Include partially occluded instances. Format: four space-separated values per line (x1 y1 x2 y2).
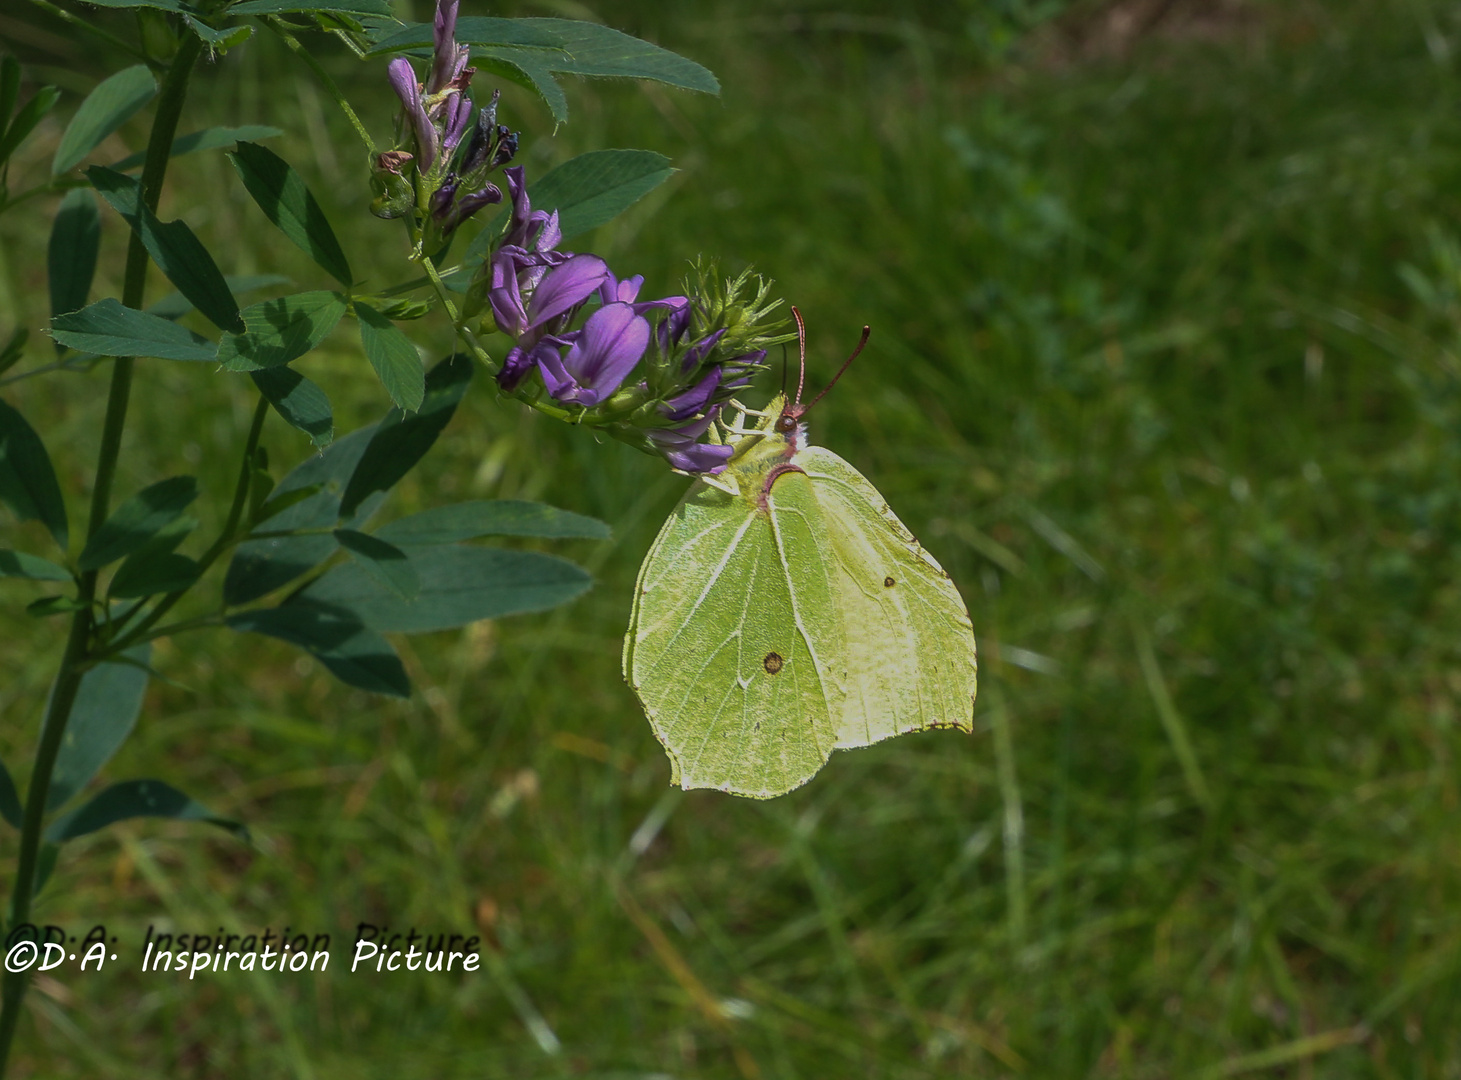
0 33 203 1080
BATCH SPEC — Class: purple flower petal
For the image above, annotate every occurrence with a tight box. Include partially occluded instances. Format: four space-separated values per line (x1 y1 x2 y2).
679 327 727 372
662 367 722 422
441 92 473 157
487 249 530 337
539 302 650 406
428 0 463 93
534 209 562 254
598 272 644 306
388 57 437 172
496 344 533 391
527 254 608 329
647 408 734 474
501 166 533 247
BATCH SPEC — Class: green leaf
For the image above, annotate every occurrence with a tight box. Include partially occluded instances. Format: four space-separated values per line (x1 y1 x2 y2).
527 149 673 241
82 0 193 10
184 16 253 49
223 425 377 605
227 602 410 696
230 0 394 14
46 779 248 844
0 397 68 549
0 56 20 130
526 19 718 91
0 756 21 829
110 550 200 598
28 596 87 617
47 645 151 811
0 550 71 581
88 166 244 334
334 528 418 600
0 329 26 378
228 141 354 286
472 53 568 123
251 367 333 446
349 294 433 321
0 85 60 166
51 298 217 362
355 303 424 411
367 18 717 122
367 17 560 52
376 500 610 545
482 18 718 121
48 188 101 322
147 273 290 320
299 544 591 633
110 125 283 173
52 65 157 175
79 476 197 571
339 354 472 518
216 291 346 371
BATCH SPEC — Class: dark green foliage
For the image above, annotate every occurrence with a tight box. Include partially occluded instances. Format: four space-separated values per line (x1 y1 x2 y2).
375 500 611 544
109 125 283 173
216 291 346 370
46 645 151 810
51 299 217 361
0 758 20 828
88 166 244 333
51 65 156 175
226 602 410 696
47 188 100 322
251 366 334 446
339 353 472 517
78 476 196 571
228 142 354 287
354 302 424 411
45 779 246 842
0 398 68 550
298 544 592 632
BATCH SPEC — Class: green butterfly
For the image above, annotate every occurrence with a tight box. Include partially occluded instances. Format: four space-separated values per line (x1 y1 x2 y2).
624 320 978 798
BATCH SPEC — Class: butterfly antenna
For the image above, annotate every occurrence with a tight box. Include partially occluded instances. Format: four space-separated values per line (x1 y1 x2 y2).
803 324 870 414
791 306 809 406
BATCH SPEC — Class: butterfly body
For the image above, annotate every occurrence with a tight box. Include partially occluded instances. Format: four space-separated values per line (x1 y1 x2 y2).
624 393 978 798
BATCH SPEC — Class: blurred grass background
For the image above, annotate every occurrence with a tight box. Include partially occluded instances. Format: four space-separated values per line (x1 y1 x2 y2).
3 0 1461 1075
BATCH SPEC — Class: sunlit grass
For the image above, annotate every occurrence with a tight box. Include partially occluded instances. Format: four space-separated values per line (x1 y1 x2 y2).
2 0 1461 1075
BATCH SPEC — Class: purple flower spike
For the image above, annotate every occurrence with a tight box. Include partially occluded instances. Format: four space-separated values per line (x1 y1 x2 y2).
389 57 437 173
538 303 650 407
648 409 734 474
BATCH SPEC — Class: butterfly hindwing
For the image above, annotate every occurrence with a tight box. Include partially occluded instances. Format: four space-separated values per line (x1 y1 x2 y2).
794 447 978 748
627 476 842 797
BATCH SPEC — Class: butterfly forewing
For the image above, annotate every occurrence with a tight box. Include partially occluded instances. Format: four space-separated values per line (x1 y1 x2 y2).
626 476 843 797
794 447 978 748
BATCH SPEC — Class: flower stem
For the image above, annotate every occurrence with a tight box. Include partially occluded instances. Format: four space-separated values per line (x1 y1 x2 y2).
0 32 203 1079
